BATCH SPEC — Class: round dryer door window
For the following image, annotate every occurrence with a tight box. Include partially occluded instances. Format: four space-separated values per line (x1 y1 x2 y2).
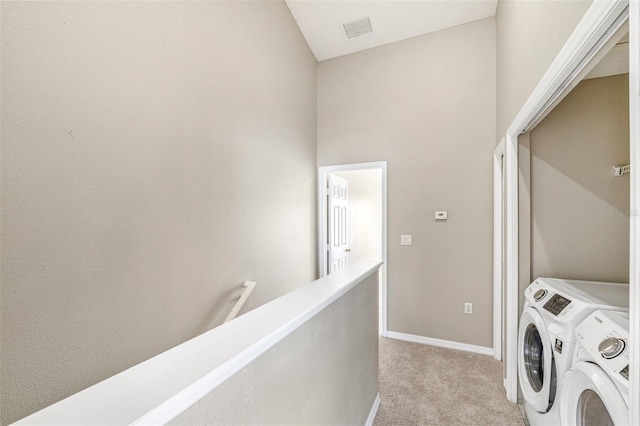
558 362 628 426
577 389 614 426
518 307 555 413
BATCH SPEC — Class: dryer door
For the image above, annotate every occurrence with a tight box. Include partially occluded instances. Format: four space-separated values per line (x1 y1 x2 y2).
559 362 628 426
518 307 556 413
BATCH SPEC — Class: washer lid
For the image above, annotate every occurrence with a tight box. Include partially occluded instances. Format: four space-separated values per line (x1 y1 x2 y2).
535 277 629 310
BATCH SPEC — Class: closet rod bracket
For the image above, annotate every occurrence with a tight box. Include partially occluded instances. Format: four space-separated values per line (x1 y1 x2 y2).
613 165 630 176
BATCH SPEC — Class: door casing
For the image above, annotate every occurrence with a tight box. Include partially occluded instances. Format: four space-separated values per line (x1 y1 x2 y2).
497 0 636 406
318 162 388 336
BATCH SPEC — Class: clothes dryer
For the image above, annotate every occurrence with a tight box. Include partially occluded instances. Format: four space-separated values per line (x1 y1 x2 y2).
559 310 629 426
518 278 628 426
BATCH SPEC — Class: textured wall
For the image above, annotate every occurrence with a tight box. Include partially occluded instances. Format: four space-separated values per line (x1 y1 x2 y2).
318 18 496 347
169 272 379 426
531 75 630 283
0 2 317 424
496 0 593 138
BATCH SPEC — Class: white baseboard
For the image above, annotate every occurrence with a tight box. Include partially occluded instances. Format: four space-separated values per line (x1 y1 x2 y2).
366 393 380 426
386 331 494 356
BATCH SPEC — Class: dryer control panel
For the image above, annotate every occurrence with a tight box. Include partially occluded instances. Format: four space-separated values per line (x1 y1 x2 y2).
575 310 630 388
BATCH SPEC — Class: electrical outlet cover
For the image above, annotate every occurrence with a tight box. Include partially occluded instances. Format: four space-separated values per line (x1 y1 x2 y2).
435 211 448 220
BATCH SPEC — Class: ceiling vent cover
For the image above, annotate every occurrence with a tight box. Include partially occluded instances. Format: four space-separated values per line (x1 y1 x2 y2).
343 17 373 39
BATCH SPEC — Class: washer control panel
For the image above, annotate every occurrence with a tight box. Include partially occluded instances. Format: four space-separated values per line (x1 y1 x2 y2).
524 279 579 320
576 310 630 387
543 293 572 316
533 289 547 302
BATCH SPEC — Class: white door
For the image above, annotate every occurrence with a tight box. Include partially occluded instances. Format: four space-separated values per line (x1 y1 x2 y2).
328 174 349 274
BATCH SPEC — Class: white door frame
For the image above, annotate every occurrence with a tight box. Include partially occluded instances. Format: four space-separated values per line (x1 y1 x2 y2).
499 0 634 404
629 1 640 424
493 139 505 362
318 161 388 336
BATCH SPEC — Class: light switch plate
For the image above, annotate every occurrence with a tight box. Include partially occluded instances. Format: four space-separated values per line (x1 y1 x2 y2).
435 211 448 220
400 235 412 245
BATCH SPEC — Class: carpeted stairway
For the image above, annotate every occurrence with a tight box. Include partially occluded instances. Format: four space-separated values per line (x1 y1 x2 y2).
374 337 524 425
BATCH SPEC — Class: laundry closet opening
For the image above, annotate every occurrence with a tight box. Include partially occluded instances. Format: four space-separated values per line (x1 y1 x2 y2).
515 26 631 426
520 30 631 298
318 162 387 335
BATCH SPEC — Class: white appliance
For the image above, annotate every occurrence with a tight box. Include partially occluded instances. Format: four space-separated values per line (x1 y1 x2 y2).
559 310 630 426
518 278 629 426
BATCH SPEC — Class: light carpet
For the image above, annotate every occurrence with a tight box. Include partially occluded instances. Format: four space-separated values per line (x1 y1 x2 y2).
373 337 524 426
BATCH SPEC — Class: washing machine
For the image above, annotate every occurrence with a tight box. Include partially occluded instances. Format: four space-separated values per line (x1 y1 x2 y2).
559 309 629 426
518 278 629 426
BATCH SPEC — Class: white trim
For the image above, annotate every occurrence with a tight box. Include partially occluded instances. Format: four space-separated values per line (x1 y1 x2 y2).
318 162 388 336
386 331 494 357
504 132 519 403
501 0 630 404
318 170 329 279
15 261 383 426
365 393 380 426
508 1 629 136
381 167 388 337
629 1 640 424
493 139 505 362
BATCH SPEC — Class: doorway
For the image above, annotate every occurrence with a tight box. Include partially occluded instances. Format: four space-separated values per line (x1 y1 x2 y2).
497 1 637 405
318 162 388 336
493 139 505 365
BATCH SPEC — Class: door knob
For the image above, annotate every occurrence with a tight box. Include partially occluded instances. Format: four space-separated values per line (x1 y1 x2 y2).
345 248 351 252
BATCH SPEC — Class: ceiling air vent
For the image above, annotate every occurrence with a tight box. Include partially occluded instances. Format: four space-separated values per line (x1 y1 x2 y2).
343 17 373 40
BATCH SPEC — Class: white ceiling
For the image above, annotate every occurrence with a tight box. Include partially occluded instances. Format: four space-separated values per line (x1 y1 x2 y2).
584 42 629 80
584 34 629 80
285 0 498 61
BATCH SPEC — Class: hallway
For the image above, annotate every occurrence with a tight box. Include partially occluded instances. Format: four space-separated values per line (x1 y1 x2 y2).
374 338 524 425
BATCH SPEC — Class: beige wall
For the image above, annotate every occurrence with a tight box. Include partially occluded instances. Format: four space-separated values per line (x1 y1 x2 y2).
318 18 496 347
335 170 383 264
495 0 593 382
170 272 379 426
530 74 630 283
0 2 317 424
496 0 593 138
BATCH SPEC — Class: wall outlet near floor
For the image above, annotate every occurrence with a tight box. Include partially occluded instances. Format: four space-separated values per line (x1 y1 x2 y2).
464 302 473 314
400 235 412 245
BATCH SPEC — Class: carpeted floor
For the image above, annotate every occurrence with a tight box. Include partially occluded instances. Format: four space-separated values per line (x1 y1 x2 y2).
373 337 524 426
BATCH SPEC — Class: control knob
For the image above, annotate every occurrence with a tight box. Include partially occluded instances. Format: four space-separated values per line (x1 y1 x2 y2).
533 289 547 302
598 337 625 359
